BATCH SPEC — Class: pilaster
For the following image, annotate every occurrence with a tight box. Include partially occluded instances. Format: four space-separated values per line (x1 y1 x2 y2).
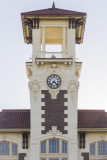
32 28 41 61
67 27 76 75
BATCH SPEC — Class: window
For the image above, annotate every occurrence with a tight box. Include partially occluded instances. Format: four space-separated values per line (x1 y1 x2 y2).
90 143 95 155
0 142 9 155
12 143 17 156
41 141 46 153
62 141 67 153
49 140 59 153
98 142 107 155
40 139 68 160
0 141 18 158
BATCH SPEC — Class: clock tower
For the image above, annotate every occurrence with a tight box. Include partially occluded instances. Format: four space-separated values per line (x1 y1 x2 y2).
21 3 86 160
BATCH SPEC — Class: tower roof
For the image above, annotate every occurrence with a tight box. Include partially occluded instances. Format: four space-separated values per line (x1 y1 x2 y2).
0 110 107 130
21 5 86 17
21 3 87 44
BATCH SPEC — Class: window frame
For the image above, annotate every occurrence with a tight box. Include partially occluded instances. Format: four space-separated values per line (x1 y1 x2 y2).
49 140 59 153
41 140 46 153
89 141 107 160
40 139 68 160
0 142 9 156
97 141 107 156
89 142 95 156
0 141 18 158
12 142 18 156
62 141 67 154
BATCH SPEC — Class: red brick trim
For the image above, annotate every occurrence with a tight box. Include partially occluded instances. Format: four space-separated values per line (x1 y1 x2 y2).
18 153 26 160
41 90 68 134
81 153 89 160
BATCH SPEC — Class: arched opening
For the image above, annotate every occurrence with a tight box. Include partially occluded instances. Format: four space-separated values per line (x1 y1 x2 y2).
40 138 68 160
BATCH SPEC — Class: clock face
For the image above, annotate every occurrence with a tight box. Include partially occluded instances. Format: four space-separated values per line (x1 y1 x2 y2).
47 74 61 89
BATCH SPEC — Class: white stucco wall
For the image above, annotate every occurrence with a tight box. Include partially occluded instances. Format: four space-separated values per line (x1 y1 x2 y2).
0 132 30 160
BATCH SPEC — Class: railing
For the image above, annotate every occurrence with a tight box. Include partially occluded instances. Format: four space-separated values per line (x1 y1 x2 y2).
46 52 62 58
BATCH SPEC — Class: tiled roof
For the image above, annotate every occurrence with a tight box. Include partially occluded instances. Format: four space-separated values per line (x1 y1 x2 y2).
78 110 107 128
21 8 86 16
0 110 30 129
0 109 107 129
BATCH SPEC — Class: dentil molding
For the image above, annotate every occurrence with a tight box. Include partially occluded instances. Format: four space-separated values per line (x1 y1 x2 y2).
29 80 40 101
67 80 79 101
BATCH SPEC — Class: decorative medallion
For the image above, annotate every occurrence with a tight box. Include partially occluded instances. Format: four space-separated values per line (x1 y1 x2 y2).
29 80 40 101
46 126 62 138
67 80 79 101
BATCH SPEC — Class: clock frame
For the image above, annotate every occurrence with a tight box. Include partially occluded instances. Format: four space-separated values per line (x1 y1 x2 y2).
47 74 61 89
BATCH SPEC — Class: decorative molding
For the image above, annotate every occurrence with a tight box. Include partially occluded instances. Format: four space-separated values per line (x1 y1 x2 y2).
50 89 59 99
67 80 79 101
27 68 32 79
64 62 67 70
51 55 56 58
29 80 40 101
75 68 81 79
69 62 72 70
47 64 62 70
41 62 44 70
2 135 6 141
36 62 40 70
46 126 62 138
101 134 105 140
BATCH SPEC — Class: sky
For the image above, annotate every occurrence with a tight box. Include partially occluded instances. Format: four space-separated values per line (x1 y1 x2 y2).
0 0 107 111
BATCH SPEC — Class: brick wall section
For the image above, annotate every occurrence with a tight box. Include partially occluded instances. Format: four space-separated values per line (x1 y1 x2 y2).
18 153 26 160
81 153 89 160
41 90 68 134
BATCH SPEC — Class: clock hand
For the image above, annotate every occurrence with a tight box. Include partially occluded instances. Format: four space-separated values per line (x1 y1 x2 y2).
52 81 57 85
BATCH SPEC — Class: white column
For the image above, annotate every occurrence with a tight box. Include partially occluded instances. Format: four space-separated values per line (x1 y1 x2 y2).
32 29 41 61
67 27 75 75
42 27 46 58
62 27 66 58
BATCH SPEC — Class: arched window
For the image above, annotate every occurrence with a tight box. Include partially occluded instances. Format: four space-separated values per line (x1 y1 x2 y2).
90 141 107 160
0 141 18 158
0 142 9 155
90 143 95 155
98 142 107 155
12 143 17 156
62 141 67 153
49 140 59 153
41 141 46 153
40 139 68 160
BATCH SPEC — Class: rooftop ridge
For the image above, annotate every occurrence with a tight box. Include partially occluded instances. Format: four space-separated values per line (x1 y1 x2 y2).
21 7 86 16
2 109 30 112
78 109 105 112
1 109 105 113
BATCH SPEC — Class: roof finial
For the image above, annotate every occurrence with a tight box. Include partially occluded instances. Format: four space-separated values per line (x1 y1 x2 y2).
52 2 55 9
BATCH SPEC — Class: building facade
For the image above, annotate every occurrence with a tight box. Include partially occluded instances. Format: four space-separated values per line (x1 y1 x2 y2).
0 3 107 160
